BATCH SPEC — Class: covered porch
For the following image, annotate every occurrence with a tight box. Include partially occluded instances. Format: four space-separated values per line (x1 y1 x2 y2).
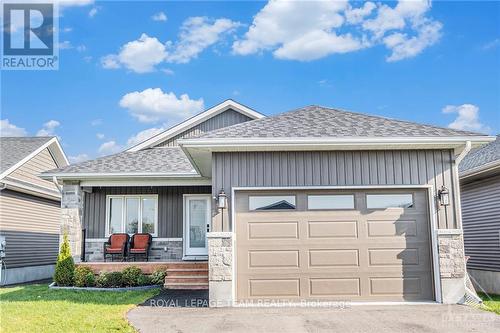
80 185 213 263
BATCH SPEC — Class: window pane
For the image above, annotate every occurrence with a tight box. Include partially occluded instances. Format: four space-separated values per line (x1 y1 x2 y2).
249 196 296 210
125 198 139 234
142 197 156 234
189 199 207 248
366 194 414 209
109 198 123 234
308 195 355 210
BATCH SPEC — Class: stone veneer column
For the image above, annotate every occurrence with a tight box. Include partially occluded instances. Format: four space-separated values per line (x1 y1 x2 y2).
60 182 84 262
438 230 466 304
207 232 233 307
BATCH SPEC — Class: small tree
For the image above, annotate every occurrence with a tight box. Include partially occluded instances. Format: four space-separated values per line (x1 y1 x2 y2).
53 233 75 286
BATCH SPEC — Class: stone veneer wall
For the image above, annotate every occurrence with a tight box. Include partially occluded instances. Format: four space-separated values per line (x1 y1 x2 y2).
207 232 232 307
61 183 84 262
438 231 466 304
85 240 183 262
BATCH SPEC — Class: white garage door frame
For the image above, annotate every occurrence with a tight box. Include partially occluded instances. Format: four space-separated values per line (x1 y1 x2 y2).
231 184 442 305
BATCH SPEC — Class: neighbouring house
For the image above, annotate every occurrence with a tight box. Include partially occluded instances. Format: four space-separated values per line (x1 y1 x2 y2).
41 100 495 305
0 137 68 285
459 135 500 295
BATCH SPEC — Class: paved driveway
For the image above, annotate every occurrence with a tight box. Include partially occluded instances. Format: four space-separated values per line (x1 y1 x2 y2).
128 304 499 333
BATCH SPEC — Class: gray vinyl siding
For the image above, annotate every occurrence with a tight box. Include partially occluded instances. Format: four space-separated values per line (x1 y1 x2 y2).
154 109 253 147
0 190 60 268
461 173 500 272
83 186 211 238
212 150 459 230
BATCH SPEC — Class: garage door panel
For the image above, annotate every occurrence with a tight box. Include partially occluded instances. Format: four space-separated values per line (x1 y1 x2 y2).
248 250 299 268
309 278 361 297
249 279 300 297
247 221 299 240
307 220 358 238
236 189 434 302
308 249 359 267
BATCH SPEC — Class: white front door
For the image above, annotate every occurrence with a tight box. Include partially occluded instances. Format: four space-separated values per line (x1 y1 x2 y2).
184 195 211 257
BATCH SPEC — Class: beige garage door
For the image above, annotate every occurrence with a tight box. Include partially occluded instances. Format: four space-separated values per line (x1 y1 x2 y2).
235 189 434 302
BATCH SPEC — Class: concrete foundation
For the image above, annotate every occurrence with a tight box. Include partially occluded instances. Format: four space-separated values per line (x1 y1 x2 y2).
468 269 500 295
0 264 55 285
207 232 232 307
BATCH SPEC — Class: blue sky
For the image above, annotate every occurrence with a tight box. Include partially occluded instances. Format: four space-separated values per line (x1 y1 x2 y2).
1 0 499 163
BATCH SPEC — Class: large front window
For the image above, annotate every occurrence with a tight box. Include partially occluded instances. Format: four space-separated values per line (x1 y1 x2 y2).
106 195 158 236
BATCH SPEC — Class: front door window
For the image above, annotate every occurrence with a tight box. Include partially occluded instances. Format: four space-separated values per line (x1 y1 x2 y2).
184 196 210 256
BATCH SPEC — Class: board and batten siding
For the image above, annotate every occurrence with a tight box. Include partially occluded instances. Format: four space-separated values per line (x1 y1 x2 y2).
154 109 253 147
461 173 500 272
83 186 211 238
0 190 60 268
212 150 459 231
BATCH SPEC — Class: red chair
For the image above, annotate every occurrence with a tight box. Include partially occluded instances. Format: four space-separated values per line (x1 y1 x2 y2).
103 233 129 262
128 233 152 261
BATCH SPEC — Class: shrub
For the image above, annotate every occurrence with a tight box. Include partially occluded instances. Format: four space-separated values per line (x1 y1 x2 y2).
136 274 152 286
53 233 75 286
122 266 142 287
150 268 166 285
74 266 95 287
96 272 124 288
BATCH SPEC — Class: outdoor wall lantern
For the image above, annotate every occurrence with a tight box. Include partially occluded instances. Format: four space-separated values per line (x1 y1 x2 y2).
438 186 450 206
216 189 228 230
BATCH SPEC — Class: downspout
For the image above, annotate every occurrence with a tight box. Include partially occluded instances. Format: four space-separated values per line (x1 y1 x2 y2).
455 141 472 165
52 176 63 194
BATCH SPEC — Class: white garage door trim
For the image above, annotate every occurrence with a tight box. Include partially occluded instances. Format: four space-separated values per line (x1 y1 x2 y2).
231 185 442 305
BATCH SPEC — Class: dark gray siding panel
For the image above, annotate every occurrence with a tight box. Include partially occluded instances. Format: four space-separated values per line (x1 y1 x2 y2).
462 173 500 271
155 109 253 147
1 230 59 268
83 186 211 238
212 150 458 230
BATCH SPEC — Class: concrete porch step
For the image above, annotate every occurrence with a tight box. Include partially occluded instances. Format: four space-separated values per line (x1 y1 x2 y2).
164 282 209 290
166 269 208 276
165 276 208 284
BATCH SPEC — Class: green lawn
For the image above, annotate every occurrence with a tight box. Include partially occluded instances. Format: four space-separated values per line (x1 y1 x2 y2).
479 293 500 315
0 283 160 333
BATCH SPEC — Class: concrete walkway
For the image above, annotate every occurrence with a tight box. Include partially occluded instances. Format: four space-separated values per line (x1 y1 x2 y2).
128 304 499 333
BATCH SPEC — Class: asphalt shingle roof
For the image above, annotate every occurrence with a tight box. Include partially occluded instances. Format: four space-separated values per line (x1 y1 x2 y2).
194 106 484 139
47 147 196 175
459 135 500 173
0 137 53 175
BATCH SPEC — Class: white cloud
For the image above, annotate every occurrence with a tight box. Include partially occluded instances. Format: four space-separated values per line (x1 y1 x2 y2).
0 119 27 137
36 120 61 137
69 153 90 163
119 88 204 123
88 7 99 18
101 34 166 73
152 11 167 22
161 68 174 75
442 104 490 133
482 38 500 51
57 0 94 7
58 41 73 49
345 1 376 24
127 127 165 147
383 19 441 62
98 140 122 155
166 17 241 64
101 17 239 72
233 0 441 62
96 133 105 140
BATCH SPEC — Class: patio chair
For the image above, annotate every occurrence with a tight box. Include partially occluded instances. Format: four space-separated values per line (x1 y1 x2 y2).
128 233 152 262
103 233 129 262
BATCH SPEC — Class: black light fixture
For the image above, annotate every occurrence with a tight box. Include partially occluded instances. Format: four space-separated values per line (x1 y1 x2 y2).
438 185 450 206
217 189 227 230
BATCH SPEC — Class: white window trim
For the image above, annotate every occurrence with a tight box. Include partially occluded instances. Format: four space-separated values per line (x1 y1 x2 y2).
105 194 158 237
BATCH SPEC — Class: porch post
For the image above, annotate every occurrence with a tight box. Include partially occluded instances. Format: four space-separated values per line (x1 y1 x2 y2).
60 181 84 263
437 229 466 304
207 231 233 307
